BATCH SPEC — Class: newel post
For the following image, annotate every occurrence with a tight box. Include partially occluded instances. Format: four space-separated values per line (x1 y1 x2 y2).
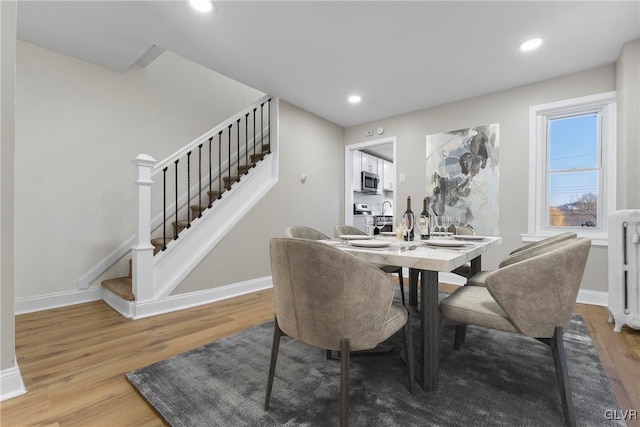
132 154 156 303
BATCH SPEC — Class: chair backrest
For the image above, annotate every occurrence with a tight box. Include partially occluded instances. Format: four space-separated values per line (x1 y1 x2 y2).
499 236 578 268
284 226 330 240
455 225 476 236
269 238 395 351
334 224 366 238
486 237 591 338
509 232 577 256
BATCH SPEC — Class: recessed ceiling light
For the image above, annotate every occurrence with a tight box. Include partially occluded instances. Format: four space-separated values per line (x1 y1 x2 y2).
520 38 543 52
190 0 213 13
348 95 362 104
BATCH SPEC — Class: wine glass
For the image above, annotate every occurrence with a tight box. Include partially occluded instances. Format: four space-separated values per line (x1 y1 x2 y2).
442 215 452 235
453 216 461 234
403 211 414 241
375 217 386 238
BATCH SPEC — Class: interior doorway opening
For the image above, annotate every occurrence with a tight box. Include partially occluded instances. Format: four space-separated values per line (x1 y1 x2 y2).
345 136 397 229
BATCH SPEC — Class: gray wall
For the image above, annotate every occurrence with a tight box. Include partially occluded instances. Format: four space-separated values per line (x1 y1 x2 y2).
175 101 345 293
1 0 17 373
616 39 640 209
345 65 618 292
14 42 264 299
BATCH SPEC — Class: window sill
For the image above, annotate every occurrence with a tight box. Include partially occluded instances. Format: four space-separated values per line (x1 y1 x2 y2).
521 232 608 247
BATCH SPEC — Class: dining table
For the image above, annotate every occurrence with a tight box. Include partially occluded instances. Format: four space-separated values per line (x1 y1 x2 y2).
329 234 502 392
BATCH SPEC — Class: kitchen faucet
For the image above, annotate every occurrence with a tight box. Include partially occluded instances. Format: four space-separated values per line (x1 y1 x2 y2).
381 201 392 215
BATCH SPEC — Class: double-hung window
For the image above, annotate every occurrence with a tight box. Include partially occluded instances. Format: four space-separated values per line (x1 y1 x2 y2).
528 92 616 246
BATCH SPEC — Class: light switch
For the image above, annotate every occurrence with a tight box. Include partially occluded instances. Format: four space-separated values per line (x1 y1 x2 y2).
399 173 406 183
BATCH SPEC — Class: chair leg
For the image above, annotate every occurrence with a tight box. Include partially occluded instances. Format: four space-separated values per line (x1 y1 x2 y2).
403 315 416 394
265 317 283 411
340 339 350 427
397 270 406 306
550 326 576 427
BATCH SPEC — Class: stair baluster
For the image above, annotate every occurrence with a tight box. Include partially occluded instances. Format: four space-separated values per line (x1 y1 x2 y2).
208 137 213 209
268 98 272 154
218 131 222 200
236 118 241 182
260 102 264 154
162 167 168 251
253 108 257 167
186 151 191 229
174 159 179 240
245 113 249 174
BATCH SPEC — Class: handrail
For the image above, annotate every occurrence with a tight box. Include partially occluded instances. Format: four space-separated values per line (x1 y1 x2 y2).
151 94 271 177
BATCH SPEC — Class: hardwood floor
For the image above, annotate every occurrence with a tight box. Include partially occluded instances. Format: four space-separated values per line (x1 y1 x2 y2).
1 285 638 427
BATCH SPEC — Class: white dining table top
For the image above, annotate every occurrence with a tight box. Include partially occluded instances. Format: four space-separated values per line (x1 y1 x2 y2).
324 235 502 272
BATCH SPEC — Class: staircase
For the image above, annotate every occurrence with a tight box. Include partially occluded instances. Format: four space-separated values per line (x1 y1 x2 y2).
99 96 278 314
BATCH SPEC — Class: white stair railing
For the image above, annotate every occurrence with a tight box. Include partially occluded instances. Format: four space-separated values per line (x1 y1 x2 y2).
131 95 276 302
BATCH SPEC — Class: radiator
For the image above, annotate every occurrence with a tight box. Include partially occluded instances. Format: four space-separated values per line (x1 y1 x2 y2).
608 210 640 332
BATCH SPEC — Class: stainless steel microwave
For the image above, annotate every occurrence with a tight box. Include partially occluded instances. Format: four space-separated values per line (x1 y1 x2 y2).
361 171 379 193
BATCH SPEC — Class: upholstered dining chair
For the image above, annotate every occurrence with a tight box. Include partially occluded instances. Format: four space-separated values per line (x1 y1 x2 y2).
450 225 477 278
465 232 577 286
334 224 406 306
285 225 330 240
266 238 415 427
439 237 591 427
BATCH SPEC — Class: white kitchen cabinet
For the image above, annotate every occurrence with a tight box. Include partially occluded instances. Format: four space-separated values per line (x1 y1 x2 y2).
352 151 362 192
383 160 395 191
361 153 378 174
377 158 384 193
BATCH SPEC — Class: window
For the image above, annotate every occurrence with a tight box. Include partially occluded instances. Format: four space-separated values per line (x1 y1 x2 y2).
528 92 616 245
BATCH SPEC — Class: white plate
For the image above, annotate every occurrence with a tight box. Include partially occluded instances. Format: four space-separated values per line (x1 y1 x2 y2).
339 234 374 240
431 232 454 236
425 239 473 248
452 235 486 241
380 231 396 236
349 240 391 248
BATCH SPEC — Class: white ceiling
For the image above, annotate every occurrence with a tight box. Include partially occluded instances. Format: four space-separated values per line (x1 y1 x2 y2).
16 1 640 128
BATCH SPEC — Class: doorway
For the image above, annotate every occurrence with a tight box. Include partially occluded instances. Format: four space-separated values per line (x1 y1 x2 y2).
345 136 397 227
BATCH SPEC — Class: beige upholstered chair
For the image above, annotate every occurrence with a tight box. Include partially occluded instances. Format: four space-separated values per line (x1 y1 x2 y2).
440 237 591 427
334 225 406 305
285 225 330 240
266 238 415 427
466 232 577 286
450 224 477 278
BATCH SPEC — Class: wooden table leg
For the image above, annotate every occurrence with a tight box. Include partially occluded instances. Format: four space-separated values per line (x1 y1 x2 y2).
409 268 419 308
469 255 482 277
420 269 440 391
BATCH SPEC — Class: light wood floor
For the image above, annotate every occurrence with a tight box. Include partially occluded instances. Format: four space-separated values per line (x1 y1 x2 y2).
1 285 638 427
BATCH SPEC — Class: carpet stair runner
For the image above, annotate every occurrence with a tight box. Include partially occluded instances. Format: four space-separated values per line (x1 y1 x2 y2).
101 143 270 301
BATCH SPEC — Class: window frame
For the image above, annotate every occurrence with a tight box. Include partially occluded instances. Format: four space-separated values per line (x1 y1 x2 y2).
527 91 616 246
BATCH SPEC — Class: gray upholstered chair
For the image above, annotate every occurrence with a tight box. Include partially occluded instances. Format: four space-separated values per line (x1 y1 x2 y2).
285 225 330 240
440 237 591 427
334 224 406 305
466 232 577 286
265 238 415 427
450 224 477 278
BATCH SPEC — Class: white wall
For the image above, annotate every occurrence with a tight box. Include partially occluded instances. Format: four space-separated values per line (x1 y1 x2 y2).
345 65 617 293
14 42 264 299
174 101 345 294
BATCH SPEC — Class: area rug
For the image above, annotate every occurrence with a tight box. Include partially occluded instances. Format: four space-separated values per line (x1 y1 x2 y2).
127 303 623 427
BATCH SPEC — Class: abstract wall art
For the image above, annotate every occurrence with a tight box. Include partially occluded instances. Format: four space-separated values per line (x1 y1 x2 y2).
426 123 499 235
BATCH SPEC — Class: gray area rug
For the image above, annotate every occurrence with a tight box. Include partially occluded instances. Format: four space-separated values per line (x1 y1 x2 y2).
127 297 623 427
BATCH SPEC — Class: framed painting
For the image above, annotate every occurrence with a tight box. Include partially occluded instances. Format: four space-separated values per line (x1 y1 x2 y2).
426 123 499 235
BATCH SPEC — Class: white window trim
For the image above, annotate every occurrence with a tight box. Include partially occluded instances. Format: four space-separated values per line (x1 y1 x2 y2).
525 91 616 247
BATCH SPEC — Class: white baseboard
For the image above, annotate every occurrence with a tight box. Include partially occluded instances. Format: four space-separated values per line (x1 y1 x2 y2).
102 276 273 319
15 287 102 315
576 289 608 306
0 357 26 401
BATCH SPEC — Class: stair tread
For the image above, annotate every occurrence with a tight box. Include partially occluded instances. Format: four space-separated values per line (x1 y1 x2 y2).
101 277 135 301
